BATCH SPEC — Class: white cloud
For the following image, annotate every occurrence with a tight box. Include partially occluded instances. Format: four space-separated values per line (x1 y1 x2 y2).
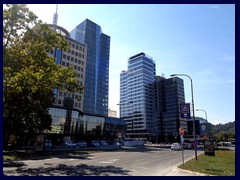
208 5 220 9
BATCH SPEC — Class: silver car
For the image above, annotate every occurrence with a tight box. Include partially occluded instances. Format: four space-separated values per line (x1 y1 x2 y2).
171 143 182 151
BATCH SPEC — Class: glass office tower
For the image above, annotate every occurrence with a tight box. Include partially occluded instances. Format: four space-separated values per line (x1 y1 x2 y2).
120 53 158 138
70 19 110 117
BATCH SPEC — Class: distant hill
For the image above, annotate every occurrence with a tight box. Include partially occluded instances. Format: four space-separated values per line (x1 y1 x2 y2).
211 121 235 135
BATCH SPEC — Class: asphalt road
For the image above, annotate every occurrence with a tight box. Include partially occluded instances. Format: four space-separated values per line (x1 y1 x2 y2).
3 146 205 176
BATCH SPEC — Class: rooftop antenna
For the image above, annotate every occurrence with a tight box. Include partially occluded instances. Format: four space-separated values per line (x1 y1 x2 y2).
52 4 58 30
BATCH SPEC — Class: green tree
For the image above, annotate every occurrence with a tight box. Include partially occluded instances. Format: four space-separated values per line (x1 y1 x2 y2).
3 4 84 148
215 131 224 142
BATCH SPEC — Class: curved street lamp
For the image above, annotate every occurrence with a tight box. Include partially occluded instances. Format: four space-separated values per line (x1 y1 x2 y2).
170 73 197 161
196 109 208 121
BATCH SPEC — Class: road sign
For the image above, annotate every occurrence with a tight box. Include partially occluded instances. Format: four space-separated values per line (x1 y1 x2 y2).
201 125 206 132
180 103 191 119
180 136 185 144
179 127 184 136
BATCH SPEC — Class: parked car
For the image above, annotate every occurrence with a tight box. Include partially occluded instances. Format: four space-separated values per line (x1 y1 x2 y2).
45 140 52 147
77 141 87 148
64 141 77 147
183 143 193 149
89 140 100 147
99 140 108 146
171 143 182 151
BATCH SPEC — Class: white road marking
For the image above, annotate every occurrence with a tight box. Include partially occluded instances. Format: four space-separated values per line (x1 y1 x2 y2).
98 158 119 164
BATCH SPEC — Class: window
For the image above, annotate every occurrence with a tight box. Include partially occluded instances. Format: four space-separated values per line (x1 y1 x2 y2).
67 56 70 60
75 58 78 63
71 50 74 55
71 57 74 61
50 50 54 54
78 66 80 71
74 65 77 70
62 61 65 66
63 54 66 59
66 63 69 67
75 102 78 107
78 60 81 64
58 99 62 104
76 45 78 50
72 44 75 48
75 52 78 56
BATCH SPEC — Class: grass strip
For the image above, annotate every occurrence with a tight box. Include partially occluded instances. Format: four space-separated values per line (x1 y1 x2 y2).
178 149 235 176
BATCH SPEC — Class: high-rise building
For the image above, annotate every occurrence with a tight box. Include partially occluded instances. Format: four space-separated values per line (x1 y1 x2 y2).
47 24 87 112
156 76 187 142
70 19 110 117
120 52 158 138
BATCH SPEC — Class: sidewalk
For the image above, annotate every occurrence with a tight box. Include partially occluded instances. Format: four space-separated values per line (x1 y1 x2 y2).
166 167 211 176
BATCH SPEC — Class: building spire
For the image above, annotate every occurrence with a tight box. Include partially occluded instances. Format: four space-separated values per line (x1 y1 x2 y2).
53 4 58 26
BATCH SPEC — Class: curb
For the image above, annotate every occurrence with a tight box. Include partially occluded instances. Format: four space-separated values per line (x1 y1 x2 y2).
175 167 213 176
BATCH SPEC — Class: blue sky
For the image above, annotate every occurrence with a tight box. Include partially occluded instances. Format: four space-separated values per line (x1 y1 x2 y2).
21 4 234 125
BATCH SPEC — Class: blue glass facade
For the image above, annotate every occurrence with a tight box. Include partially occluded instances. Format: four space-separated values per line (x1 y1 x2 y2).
120 53 157 138
47 107 126 141
70 19 110 117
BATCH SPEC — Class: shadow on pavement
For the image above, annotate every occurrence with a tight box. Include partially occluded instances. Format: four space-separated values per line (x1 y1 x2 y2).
3 160 26 168
4 163 131 176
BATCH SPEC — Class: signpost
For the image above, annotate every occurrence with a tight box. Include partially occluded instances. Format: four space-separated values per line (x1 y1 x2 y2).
179 127 185 166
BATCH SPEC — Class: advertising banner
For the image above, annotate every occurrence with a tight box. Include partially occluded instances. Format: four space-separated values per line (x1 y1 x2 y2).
180 103 191 119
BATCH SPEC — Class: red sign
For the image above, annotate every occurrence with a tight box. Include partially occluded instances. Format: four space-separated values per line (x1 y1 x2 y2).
179 127 184 136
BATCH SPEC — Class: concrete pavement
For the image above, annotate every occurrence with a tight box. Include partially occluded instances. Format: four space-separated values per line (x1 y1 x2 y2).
4 145 210 176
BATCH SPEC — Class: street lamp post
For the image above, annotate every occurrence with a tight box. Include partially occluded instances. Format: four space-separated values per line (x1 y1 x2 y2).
116 103 122 148
196 109 207 121
170 74 197 160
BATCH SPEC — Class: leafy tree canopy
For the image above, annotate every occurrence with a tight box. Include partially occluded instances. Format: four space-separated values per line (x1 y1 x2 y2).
3 4 84 142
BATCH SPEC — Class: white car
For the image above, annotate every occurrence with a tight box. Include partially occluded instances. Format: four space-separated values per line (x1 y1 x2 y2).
64 141 77 147
171 143 182 151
